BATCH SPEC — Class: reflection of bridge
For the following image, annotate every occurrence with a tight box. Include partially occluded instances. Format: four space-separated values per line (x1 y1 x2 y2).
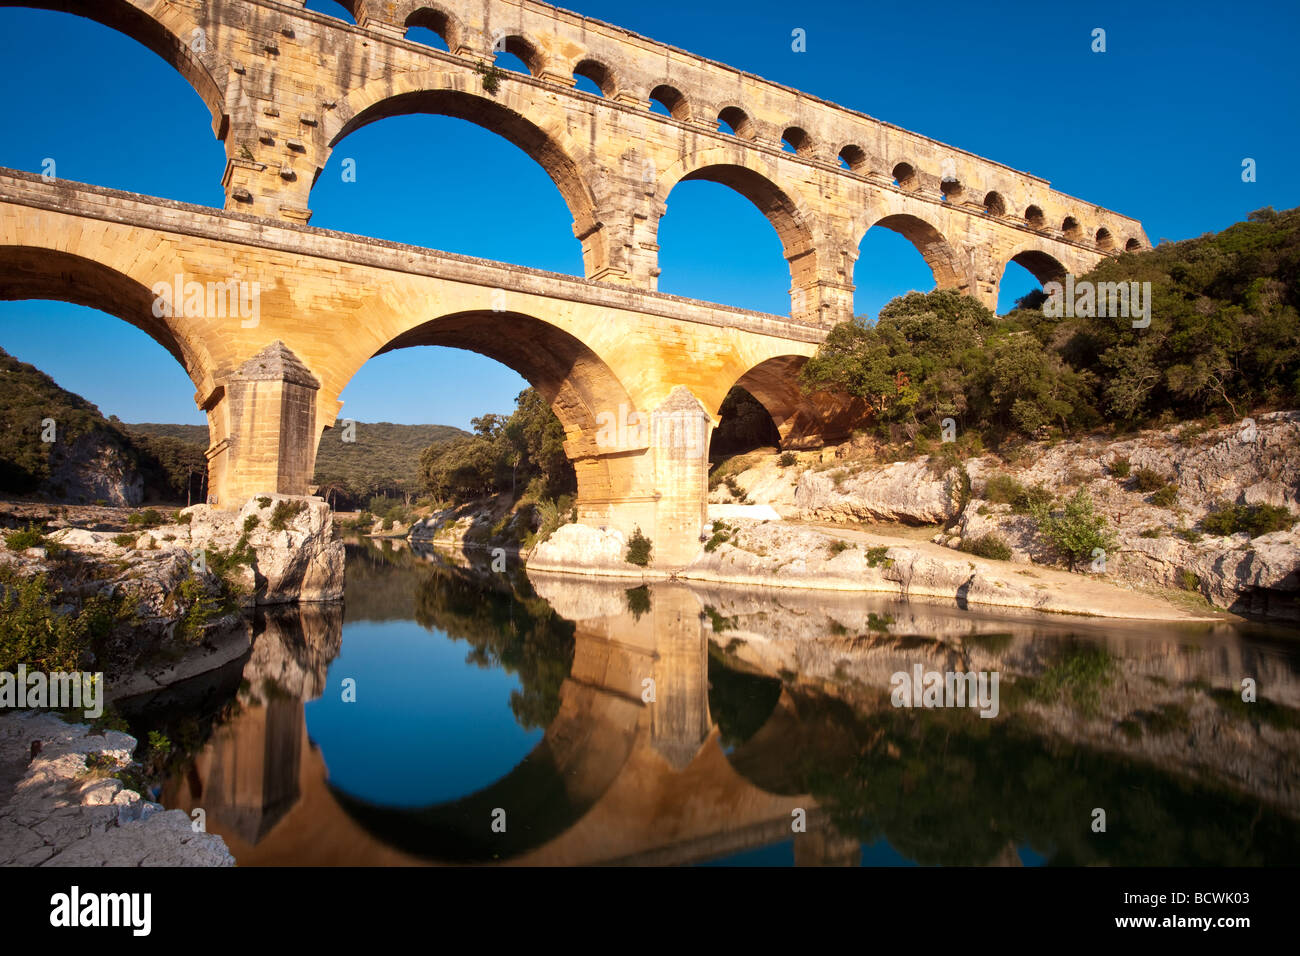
0 0 1147 564
164 581 855 865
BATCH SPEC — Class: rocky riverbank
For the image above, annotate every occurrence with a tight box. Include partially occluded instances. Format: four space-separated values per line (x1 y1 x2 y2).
0 711 233 866
0 494 344 692
528 414 1300 621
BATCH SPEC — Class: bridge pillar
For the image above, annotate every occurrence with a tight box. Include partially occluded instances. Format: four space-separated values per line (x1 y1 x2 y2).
649 587 712 769
205 341 321 508
649 387 713 567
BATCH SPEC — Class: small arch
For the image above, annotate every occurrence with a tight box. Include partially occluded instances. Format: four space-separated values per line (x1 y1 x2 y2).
1024 205 1046 229
717 106 755 139
649 85 690 121
781 126 813 156
572 58 615 98
1096 227 1114 250
1125 237 1142 252
404 6 456 51
1061 216 1081 239
939 178 963 202
838 145 868 172
304 0 357 22
892 162 917 190
1006 248 1068 287
497 35 543 76
983 191 1006 216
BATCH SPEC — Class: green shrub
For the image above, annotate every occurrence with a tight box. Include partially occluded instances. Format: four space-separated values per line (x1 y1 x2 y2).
174 510 192 525
4 523 45 551
983 474 1052 514
1175 527 1203 543
778 451 798 467
0 567 126 673
865 546 893 568
256 496 272 509
112 533 135 548
1033 487 1117 571
1132 467 1168 492
269 499 307 531
961 533 1013 561
1110 456 1131 478
1139 527 1162 539
1201 502 1297 538
1150 484 1178 507
242 514 260 534
826 538 851 556
1178 569 1201 592
626 527 652 566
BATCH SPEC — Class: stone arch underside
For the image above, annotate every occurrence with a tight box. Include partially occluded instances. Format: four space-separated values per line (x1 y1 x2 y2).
860 213 966 291
0 245 209 393
731 355 868 449
658 155 821 312
324 83 606 273
0 0 227 138
1006 248 1069 287
364 310 640 508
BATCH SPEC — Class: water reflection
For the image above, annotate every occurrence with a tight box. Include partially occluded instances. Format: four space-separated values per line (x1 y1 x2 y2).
134 539 1300 866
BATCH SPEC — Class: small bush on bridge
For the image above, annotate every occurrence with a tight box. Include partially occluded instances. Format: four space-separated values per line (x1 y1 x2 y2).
626 527 652 566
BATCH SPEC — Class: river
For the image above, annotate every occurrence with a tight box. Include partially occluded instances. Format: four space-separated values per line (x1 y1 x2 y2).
116 538 1300 866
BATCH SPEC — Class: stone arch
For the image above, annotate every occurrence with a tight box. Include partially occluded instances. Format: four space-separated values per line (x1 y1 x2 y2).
891 162 918 190
999 242 1069 293
983 191 1007 216
838 145 869 172
716 105 757 139
323 72 605 274
0 0 227 138
718 355 865 449
1125 237 1143 252
497 33 544 75
342 309 642 517
781 126 813 156
653 148 822 314
401 3 463 50
0 244 212 394
648 84 691 120
857 212 966 291
572 57 618 97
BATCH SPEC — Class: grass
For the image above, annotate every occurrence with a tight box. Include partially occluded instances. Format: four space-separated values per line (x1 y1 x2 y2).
269 499 307 531
1132 467 1168 493
1150 484 1178 507
983 474 1053 514
1110 456 1131 478
704 519 734 553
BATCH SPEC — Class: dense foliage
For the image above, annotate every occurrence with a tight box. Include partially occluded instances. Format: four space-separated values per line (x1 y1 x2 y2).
800 207 1300 444
419 387 575 505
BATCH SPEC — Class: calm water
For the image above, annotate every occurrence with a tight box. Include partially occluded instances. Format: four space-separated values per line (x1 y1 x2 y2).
119 539 1300 866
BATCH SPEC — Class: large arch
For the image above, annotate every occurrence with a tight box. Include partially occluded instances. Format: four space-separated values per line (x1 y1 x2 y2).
338 309 642 516
0 245 211 393
722 355 866 449
653 149 821 315
322 72 605 273
855 212 966 292
0 1 228 138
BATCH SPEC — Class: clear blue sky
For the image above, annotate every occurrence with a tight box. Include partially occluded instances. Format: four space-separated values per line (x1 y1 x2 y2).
1 0 1296 428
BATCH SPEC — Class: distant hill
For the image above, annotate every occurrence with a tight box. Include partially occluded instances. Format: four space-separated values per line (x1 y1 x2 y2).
0 347 204 504
126 420 468 507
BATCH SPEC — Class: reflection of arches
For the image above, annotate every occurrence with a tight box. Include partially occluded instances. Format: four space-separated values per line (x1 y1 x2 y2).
323 76 602 266
0 0 227 137
327 629 643 862
859 213 965 290
348 310 639 511
656 150 820 310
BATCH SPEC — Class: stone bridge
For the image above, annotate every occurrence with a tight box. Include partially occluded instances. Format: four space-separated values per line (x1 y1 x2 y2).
0 0 1148 564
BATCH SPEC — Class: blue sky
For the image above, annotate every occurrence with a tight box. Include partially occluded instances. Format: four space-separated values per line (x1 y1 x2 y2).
1 0 1296 427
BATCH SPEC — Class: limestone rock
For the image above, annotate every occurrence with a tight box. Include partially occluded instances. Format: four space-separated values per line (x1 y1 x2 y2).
795 459 963 524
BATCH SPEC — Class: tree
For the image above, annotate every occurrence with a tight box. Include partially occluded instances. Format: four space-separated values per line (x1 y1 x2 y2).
1032 488 1117 572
